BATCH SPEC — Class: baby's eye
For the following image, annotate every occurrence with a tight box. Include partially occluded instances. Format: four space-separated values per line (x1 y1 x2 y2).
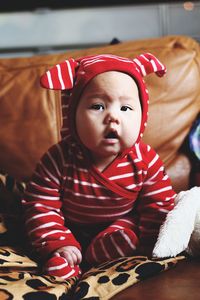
121 106 133 111
90 104 104 111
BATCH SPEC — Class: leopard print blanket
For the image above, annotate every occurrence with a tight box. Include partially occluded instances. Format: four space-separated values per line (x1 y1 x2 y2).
0 246 185 300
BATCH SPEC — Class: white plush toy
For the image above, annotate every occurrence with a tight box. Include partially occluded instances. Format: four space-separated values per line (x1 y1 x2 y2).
153 186 200 258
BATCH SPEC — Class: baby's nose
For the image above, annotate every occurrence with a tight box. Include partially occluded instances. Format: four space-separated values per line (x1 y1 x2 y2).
104 112 120 124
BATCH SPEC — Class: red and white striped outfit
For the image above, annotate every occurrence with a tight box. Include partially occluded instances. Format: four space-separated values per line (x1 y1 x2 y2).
23 52 175 279
23 137 176 278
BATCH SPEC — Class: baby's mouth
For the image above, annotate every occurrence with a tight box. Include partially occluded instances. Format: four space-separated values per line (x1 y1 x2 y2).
105 130 119 139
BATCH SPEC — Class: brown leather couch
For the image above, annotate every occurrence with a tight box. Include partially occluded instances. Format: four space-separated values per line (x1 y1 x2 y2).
0 35 200 299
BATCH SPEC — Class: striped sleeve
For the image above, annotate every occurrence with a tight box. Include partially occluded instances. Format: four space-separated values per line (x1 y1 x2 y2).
22 143 81 259
136 144 176 255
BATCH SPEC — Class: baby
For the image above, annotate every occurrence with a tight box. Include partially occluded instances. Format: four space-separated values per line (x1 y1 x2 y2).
22 53 176 279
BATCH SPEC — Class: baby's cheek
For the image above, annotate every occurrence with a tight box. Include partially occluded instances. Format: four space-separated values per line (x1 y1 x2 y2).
124 132 138 148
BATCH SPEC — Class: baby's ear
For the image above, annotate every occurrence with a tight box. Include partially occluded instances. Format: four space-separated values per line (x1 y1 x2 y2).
133 53 166 78
153 187 200 258
40 58 79 90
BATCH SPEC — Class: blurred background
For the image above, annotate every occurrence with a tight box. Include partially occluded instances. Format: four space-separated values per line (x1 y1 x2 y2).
0 0 199 58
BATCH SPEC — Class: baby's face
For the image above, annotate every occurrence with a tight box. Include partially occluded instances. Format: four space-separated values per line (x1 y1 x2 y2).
75 71 142 170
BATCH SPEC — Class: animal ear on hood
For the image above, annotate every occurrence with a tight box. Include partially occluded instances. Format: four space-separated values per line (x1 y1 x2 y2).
40 58 79 90
133 52 166 78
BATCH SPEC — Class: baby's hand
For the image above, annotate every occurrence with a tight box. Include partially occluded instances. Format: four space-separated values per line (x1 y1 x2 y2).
54 246 82 267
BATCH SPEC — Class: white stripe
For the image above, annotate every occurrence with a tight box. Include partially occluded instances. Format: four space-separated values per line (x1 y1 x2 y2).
110 235 125 256
47 261 68 271
25 191 59 201
29 181 59 193
120 231 136 250
133 158 141 163
143 186 172 197
165 194 176 201
141 54 157 73
110 225 124 229
148 153 159 168
151 59 157 72
144 166 164 185
82 54 129 62
83 55 131 67
29 222 61 234
133 58 146 76
34 171 51 182
163 174 169 181
26 211 61 224
41 163 60 185
64 188 123 200
33 233 66 245
109 172 134 181
56 64 65 90
34 203 60 212
147 52 165 70
64 198 129 209
159 208 172 213
41 229 70 240
82 56 106 63
66 60 73 87
47 151 61 177
117 161 131 168
67 177 104 189
156 202 165 206
62 269 76 279
47 71 53 89
92 55 131 64
33 230 70 245
126 182 143 190
83 59 105 67
135 143 142 161
91 244 100 263
100 238 111 260
81 55 110 64
116 218 135 225
141 54 150 62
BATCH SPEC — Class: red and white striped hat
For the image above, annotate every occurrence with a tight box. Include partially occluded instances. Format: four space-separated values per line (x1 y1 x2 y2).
40 53 166 142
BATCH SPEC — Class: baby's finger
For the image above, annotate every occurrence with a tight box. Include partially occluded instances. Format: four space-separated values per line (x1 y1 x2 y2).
73 249 82 264
70 251 78 267
61 251 74 267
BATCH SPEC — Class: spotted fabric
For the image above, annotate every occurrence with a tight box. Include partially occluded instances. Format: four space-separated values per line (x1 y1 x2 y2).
0 246 185 300
0 271 76 300
73 255 185 300
0 246 37 269
0 246 78 299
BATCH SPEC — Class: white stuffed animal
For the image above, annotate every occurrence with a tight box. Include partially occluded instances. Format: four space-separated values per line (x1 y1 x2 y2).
153 186 200 258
